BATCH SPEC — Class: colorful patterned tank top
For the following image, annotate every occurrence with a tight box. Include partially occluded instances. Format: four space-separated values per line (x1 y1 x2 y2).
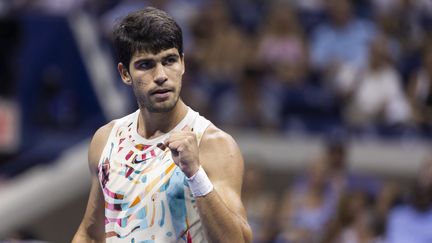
98 107 211 242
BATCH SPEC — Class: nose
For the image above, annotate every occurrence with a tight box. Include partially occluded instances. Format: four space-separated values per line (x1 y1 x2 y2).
153 63 168 85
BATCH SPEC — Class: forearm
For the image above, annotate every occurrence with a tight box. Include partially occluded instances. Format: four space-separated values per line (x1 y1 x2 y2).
196 190 251 243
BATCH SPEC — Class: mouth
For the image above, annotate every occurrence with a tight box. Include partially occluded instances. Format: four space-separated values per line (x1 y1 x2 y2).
151 88 172 95
150 88 173 100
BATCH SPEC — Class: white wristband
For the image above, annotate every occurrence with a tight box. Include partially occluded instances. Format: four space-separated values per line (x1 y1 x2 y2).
186 166 214 197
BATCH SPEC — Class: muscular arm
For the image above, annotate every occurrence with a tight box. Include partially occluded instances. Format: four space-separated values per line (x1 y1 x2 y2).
72 123 113 243
164 124 253 242
195 125 252 243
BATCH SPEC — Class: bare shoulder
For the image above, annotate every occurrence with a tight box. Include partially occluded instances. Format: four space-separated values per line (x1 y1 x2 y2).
200 125 241 157
88 122 115 174
199 125 244 182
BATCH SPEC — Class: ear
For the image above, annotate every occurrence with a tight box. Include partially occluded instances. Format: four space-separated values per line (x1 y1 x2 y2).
180 54 185 75
118 63 132 85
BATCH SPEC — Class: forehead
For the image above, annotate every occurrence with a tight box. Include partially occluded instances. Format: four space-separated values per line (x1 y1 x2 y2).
131 48 180 61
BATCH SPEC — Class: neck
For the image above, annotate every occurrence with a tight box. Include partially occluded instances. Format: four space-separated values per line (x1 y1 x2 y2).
137 100 188 139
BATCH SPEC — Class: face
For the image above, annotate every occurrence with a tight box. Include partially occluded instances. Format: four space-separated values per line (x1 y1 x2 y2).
119 48 185 113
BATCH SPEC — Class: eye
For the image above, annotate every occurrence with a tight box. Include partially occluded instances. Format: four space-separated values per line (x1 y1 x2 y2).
162 56 178 66
136 60 155 70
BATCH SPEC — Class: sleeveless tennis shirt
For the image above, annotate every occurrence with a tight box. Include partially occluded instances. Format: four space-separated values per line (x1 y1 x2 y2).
98 107 211 243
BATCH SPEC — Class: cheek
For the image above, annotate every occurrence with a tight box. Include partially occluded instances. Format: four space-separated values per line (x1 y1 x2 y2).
176 67 185 80
131 73 151 87
169 62 184 77
166 71 183 86
131 79 152 96
176 72 183 81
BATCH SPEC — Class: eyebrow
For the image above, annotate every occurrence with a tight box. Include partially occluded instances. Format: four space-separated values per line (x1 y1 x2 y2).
133 53 179 64
133 58 153 64
162 53 180 59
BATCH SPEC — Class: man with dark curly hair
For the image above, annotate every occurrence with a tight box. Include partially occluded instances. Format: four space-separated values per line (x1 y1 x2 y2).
72 7 252 243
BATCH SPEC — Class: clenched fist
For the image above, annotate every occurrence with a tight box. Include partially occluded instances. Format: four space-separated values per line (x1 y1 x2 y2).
165 126 200 178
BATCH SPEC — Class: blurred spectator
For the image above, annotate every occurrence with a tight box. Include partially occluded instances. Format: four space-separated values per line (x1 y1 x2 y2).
407 43 432 131
256 2 309 87
242 162 278 243
218 67 267 129
374 181 401 221
319 138 396 243
256 2 339 132
303 135 381 196
310 0 376 78
385 157 432 243
322 191 385 243
289 0 326 34
370 0 403 16
320 137 349 193
226 0 265 34
275 135 383 242
336 34 412 128
189 1 251 123
275 160 339 243
256 2 312 130
371 0 424 81
370 1 403 59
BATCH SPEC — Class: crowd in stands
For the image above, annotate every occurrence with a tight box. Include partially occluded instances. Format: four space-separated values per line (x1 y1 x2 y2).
2 0 432 138
0 0 432 242
244 138 432 243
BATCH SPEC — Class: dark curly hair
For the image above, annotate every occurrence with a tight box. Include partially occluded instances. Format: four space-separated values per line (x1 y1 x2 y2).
112 7 183 71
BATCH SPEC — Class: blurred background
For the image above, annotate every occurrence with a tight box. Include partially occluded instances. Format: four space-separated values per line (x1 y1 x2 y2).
1 0 432 242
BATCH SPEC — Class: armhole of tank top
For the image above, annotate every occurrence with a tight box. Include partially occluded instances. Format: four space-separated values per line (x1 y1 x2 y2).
96 116 129 169
96 122 116 170
193 115 212 147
